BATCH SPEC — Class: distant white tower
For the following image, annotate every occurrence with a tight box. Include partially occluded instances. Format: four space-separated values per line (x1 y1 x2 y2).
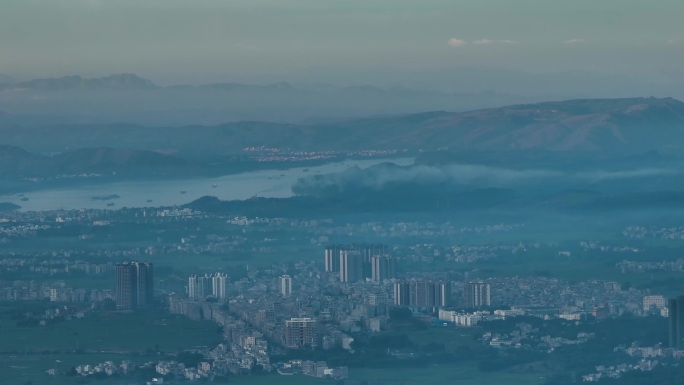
463 281 491 308
188 274 212 299
371 255 396 281
189 273 228 300
212 273 228 300
279 275 292 296
188 275 198 298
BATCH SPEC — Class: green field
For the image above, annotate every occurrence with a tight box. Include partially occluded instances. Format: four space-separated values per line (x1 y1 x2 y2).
0 353 153 385
0 311 222 352
228 374 330 385
348 365 546 385
212 364 547 385
0 360 548 385
406 327 482 352
0 310 223 385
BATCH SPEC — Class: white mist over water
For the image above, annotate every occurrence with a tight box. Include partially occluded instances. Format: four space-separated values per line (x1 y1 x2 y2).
0 158 414 211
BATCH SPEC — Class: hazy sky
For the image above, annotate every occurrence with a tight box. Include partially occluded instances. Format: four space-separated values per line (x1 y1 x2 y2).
1 0 683 86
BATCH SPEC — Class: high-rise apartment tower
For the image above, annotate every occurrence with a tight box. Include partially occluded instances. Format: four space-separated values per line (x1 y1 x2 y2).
463 281 491 308
669 295 684 349
279 275 292 296
115 261 153 310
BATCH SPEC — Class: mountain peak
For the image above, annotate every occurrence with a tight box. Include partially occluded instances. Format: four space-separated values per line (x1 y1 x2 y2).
94 73 158 89
6 73 158 91
267 81 294 90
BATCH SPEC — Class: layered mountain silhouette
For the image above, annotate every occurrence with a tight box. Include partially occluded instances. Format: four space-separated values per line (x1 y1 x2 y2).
332 97 684 152
0 145 192 178
0 74 158 91
0 74 542 124
0 97 683 156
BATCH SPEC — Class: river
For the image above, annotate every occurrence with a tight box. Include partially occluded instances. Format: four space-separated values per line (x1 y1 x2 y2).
0 158 414 211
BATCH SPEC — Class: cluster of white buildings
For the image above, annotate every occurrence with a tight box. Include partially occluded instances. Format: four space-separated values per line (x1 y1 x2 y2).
436 297 670 329
73 360 134 377
438 309 486 326
156 208 200 217
438 308 527 327
187 273 228 300
582 361 659 382
582 344 684 382
276 360 348 379
155 361 213 380
642 295 668 316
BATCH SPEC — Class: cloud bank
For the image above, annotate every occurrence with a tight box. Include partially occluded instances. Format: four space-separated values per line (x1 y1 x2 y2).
292 162 681 196
448 38 518 47
448 38 467 47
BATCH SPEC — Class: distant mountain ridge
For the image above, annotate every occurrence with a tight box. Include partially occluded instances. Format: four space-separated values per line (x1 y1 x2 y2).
0 74 307 92
0 97 682 156
357 96 684 152
0 74 543 125
0 145 193 178
0 74 406 93
1 74 158 91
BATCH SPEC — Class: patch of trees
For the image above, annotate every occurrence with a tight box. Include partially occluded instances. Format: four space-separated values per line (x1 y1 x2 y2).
387 307 427 331
175 351 205 367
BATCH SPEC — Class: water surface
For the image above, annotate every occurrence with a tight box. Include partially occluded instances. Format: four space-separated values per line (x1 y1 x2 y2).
1 158 413 211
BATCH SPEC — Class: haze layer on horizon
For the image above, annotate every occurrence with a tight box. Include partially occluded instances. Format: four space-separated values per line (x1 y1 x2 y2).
2 0 683 93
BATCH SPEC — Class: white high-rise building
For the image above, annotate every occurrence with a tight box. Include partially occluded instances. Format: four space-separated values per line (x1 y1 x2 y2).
371 255 396 281
188 274 209 299
188 276 198 298
324 245 342 272
212 273 228 300
188 273 228 300
279 275 292 296
339 250 362 283
463 281 491 308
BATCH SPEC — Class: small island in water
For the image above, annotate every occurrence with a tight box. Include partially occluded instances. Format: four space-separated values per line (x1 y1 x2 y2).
91 194 120 201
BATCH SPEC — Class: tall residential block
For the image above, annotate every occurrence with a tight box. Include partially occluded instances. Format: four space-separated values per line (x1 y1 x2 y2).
211 273 228 300
393 280 450 308
359 244 388 279
279 275 292 296
324 245 343 272
669 295 684 349
115 263 135 310
463 281 491 308
188 273 228 300
284 317 317 349
115 261 153 311
134 262 154 308
339 250 363 283
371 255 396 281
188 274 211 299
393 282 410 306
436 281 452 307
327 243 390 282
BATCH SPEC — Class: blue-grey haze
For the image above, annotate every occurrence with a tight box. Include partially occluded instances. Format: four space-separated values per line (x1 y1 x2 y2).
1 0 683 93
